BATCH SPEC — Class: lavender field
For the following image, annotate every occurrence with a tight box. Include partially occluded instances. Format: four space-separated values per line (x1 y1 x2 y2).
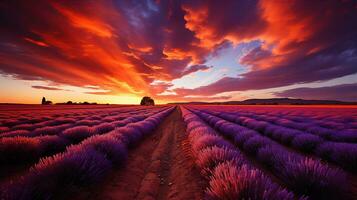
0 105 175 199
182 105 357 200
0 105 356 199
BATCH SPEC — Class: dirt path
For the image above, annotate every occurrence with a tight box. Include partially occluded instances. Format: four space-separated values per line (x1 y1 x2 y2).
76 107 205 200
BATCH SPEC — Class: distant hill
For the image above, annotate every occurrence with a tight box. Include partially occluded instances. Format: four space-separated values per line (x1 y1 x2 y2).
168 98 357 105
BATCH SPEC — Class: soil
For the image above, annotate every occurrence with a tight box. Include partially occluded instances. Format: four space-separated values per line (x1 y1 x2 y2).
74 107 205 200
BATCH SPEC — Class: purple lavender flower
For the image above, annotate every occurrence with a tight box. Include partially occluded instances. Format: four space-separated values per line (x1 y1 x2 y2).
206 162 295 200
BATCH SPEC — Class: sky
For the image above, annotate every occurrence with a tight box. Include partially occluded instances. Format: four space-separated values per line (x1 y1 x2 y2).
0 0 357 104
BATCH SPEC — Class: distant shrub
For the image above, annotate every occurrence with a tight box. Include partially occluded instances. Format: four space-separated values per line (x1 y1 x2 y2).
140 96 155 106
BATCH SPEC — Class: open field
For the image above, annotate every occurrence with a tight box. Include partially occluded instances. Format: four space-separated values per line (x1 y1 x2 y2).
0 105 356 200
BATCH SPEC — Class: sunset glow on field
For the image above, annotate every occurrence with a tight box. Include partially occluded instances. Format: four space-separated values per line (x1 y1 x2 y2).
0 1 357 200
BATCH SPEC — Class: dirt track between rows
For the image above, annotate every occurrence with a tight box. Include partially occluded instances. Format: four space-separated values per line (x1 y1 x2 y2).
75 107 205 200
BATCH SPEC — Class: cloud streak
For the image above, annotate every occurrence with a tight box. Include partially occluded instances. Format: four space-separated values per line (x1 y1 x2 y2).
31 85 64 91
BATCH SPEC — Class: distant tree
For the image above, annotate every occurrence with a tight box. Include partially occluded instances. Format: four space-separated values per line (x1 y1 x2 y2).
140 96 155 106
66 101 73 105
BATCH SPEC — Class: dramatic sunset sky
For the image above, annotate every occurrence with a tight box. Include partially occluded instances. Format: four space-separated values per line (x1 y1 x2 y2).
1 0 357 104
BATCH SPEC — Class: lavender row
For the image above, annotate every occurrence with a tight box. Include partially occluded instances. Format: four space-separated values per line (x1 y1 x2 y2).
188 108 352 199
0 107 163 138
205 106 357 130
181 107 297 200
0 105 143 119
0 108 168 168
210 109 357 143
0 105 155 133
196 108 357 172
251 112 356 133
0 107 160 136
0 107 175 200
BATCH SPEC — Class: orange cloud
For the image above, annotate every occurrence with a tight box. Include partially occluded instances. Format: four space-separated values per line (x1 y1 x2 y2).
54 4 114 38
